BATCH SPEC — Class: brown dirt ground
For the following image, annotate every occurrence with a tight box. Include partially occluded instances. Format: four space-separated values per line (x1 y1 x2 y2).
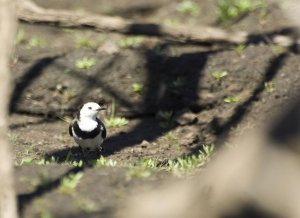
11 0 300 217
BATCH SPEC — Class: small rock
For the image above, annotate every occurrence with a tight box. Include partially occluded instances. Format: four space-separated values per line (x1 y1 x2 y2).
56 84 67 92
175 110 198 125
140 140 150 148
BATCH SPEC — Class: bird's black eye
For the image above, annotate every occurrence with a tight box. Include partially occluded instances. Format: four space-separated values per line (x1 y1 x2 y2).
88 107 92 110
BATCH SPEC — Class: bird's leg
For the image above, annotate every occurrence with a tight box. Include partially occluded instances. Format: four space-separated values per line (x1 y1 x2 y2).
80 147 92 161
94 146 102 158
81 147 100 166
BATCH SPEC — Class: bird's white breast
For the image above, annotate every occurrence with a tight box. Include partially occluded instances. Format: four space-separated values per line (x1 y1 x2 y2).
78 118 98 132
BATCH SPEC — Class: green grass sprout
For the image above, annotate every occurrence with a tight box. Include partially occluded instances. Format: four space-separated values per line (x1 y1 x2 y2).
264 81 275 93
172 77 185 88
132 83 144 93
118 36 144 48
60 172 83 192
217 0 265 22
224 95 241 103
158 110 174 129
27 36 44 48
95 156 118 167
235 44 246 55
104 99 129 128
176 0 200 16
15 29 25 44
75 34 95 48
211 70 228 81
75 57 96 69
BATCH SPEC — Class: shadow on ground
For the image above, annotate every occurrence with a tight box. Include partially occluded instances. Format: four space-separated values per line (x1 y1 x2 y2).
13 24 299 216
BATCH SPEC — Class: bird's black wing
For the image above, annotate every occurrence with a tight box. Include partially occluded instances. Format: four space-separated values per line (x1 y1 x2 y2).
69 120 75 136
97 118 106 139
101 123 106 139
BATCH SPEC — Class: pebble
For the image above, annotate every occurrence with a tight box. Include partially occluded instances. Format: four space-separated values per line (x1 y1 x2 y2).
175 111 198 125
140 140 150 148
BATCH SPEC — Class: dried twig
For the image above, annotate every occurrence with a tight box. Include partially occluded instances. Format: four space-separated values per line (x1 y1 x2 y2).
17 0 300 47
17 0 249 44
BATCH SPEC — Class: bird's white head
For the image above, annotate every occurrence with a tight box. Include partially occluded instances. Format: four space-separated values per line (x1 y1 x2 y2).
79 102 105 119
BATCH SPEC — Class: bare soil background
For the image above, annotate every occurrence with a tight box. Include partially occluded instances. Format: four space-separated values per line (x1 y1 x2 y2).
10 0 300 217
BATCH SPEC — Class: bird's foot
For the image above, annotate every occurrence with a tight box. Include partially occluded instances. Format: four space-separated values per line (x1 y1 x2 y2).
81 147 101 165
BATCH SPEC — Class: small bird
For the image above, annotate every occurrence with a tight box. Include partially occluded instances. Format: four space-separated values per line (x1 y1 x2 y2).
69 102 106 154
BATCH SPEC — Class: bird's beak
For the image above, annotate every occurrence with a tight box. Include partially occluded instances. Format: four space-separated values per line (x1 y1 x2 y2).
96 107 106 111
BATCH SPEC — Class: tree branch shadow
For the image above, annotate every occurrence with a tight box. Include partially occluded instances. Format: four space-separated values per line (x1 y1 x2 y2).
15 26 300 216
44 47 222 161
18 166 85 217
10 55 63 113
210 52 289 140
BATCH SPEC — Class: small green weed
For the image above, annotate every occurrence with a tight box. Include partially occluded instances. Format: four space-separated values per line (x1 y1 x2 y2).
42 151 81 167
138 157 159 169
224 95 240 103
217 0 265 22
36 156 57 165
40 211 54 218
60 172 83 192
235 44 246 55
105 117 129 128
172 77 185 88
15 29 25 44
211 70 228 81
118 36 143 48
65 150 73 162
72 160 84 167
162 131 176 141
132 83 144 93
75 57 96 69
93 144 214 176
104 99 129 128
176 0 200 16
158 110 173 121
167 144 214 173
75 34 95 48
133 144 215 175
36 159 47 165
158 110 174 129
27 36 44 48
264 81 275 93
15 157 34 166
95 156 118 167
272 45 285 54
